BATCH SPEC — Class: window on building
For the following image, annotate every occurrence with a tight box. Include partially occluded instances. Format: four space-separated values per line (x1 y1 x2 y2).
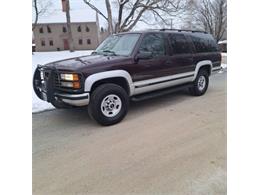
169 34 191 54
39 27 43 33
62 26 67 33
47 25 51 33
77 25 81 32
49 40 54 46
86 26 90 32
78 39 83 45
138 33 165 57
87 39 91 44
41 40 45 46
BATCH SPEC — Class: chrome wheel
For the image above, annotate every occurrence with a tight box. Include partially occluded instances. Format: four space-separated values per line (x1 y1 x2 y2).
101 94 122 117
198 75 206 91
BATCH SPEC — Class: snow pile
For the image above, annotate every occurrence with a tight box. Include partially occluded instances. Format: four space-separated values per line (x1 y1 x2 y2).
32 50 93 113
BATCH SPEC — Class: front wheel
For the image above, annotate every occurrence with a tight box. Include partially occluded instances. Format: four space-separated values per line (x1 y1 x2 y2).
189 69 209 96
88 84 129 126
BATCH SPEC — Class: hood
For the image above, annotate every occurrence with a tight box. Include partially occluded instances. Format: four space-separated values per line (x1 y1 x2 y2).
44 54 130 71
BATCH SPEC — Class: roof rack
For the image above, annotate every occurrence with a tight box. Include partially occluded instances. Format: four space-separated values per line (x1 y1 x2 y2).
159 28 208 34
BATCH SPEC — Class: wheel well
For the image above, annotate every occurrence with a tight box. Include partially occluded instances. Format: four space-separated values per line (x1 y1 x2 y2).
90 77 130 95
199 65 211 76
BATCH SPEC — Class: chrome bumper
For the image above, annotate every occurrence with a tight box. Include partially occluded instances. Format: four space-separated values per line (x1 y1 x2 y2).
54 92 90 106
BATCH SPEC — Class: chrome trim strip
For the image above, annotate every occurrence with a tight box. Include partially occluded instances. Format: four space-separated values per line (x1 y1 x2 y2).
133 76 193 95
133 71 195 88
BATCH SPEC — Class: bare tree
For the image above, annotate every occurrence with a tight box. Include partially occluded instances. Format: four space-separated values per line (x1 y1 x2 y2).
65 0 74 52
187 0 227 41
83 0 186 34
32 0 52 31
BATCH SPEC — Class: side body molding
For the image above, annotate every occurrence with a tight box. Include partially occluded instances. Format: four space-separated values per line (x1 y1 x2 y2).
84 70 135 96
192 60 213 81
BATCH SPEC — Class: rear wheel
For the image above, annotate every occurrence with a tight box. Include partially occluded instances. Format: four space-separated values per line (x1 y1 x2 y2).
88 83 129 126
189 69 209 96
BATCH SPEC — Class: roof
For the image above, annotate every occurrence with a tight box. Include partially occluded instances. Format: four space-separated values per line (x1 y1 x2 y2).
116 29 208 35
34 9 97 24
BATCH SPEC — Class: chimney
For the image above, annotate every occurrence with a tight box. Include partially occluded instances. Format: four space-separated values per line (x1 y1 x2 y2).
61 0 66 12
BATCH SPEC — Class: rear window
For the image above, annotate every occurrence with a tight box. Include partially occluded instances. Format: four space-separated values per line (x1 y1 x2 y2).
169 33 191 54
190 34 218 53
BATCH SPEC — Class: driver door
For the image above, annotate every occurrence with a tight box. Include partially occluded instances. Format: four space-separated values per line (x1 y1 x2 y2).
132 33 171 82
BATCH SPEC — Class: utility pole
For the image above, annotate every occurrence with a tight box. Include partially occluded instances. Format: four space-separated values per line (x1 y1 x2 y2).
65 0 74 52
105 0 113 34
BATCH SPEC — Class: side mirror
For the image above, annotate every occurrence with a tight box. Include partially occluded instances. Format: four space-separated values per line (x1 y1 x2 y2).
135 51 152 61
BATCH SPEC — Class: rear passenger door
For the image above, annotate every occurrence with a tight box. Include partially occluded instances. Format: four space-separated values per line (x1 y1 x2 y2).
168 33 194 75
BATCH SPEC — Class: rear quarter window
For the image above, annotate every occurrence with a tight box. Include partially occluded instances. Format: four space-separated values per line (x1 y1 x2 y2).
191 34 218 53
169 33 192 54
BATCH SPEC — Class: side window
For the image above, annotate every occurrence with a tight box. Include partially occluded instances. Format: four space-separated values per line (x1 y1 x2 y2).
191 34 218 53
139 33 165 57
169 34 191 54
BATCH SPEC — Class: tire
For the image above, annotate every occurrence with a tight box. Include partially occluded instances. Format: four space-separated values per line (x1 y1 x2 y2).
88 83 129 126
189 69 209 96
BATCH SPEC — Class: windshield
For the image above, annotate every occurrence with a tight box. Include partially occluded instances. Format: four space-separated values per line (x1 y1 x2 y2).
95 33 140 56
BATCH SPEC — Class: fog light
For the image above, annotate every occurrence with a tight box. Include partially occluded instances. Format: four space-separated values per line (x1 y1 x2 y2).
60 81 73 88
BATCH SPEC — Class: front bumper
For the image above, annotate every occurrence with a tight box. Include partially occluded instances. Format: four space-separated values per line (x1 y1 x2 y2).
54 92 90 106
33 66 89 107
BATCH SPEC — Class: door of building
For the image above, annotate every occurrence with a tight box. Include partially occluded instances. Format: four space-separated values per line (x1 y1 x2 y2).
63 39 69 50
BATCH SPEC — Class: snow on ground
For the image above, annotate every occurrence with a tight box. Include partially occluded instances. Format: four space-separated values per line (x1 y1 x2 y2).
32 50 93 113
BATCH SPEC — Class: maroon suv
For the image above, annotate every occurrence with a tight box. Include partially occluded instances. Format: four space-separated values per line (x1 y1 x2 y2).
33 29 221 125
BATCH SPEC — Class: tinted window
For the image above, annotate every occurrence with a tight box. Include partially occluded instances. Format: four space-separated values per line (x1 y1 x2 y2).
139 33 165 57
191 34 218 53
169 33 191 54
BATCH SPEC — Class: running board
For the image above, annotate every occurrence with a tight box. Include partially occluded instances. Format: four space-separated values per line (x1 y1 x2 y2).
131 83 193 102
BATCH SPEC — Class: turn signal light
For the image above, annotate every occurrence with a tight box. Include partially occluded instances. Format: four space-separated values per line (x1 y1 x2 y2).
73 82 81 89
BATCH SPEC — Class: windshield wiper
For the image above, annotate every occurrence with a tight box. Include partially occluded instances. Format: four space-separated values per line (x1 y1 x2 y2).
102 50 117 56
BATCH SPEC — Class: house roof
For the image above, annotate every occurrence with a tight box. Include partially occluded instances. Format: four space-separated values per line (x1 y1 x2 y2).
35 9 97 24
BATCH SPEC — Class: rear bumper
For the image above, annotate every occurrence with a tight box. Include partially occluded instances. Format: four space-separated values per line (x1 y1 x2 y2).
54 92 90 106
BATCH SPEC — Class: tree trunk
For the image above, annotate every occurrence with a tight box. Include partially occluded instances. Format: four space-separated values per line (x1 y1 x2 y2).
32 0 38 31
65 0 74 52
105 0 113 34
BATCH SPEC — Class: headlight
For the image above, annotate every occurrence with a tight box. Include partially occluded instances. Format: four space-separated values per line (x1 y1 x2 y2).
60 73 79 81
40 71 44 80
